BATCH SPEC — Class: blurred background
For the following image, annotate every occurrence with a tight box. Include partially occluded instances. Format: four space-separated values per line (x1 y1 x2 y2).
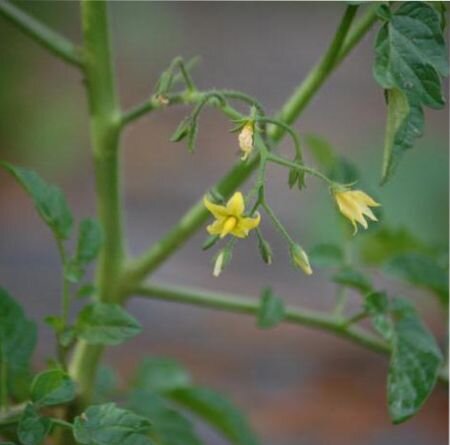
0 2 448 445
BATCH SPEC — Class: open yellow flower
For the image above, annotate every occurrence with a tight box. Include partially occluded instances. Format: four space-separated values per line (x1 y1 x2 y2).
204 192 260 238
333 189 380 234
238 122 254 161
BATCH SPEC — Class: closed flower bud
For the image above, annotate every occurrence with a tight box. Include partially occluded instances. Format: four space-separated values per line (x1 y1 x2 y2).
213 248 232 277
238 122 254 161
256 232 273 265
289 244 312 275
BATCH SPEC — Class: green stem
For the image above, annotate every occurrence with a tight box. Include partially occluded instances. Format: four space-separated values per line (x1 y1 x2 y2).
0 0 82 67
267 153 332 184
51 418 74 430
132 283 389 355
68 0 123 406
122 5 372 289
256 117 302 160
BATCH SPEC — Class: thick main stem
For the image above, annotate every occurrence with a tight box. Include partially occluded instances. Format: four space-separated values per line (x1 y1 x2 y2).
68 1 123 405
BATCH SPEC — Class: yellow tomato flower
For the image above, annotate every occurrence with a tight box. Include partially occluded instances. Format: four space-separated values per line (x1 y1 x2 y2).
204 192 260 238
333 189 380 234
238 122 254 161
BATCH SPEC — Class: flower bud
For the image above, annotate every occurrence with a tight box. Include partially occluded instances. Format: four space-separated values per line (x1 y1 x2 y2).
238 122 254 161
212 248 232 277
289 244 312 275
256 232 273 265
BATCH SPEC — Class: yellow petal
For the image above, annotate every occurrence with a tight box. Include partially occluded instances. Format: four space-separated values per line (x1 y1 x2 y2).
361 206 378 221
230 227 248 238
239 213 261 232
226 192 245 217
352 190 380 207
206 219 225 236
204 196 228 219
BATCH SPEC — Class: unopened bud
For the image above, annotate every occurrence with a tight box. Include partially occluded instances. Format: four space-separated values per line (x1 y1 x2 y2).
238 122 254 161
256 232 273 265
290 244 312 275
213 248 232 277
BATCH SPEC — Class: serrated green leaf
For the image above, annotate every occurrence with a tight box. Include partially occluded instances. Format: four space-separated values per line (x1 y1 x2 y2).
76 219 103 265
1 163 73 239
332 268 372 293
374 2 449 183
0 288 36 380
364 291 393 340
75 303 142 346
73 403 152 445
374 2 448 108
388 298 443 423
257 288 284 329
133 358 191 393
384 253 448 305
309 244 344 268
17 404 50 445
129 391 203 445
169 387 259 445
30 369 76 407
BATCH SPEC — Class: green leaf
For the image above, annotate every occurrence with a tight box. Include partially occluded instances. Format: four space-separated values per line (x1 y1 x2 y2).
388 298 443 423
133 358 191 393
129 391 203 445
30 369 76 407
384 253 448 305
257 288 285 329
373 2 449 183
374 2 448 108
169 387 259 445
364 291 393 340
0 288 36 378
73 403 152 445
381 89 424 184
1 163 73 239
76 219 103 265
309 244 344 268
332 268 372 293
17 404 50 445
75 303 142 346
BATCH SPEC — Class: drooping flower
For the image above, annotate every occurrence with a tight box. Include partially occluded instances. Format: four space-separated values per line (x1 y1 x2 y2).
333 188 380 234
238 122 254 161
289 244 313 275
204 192 260 238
